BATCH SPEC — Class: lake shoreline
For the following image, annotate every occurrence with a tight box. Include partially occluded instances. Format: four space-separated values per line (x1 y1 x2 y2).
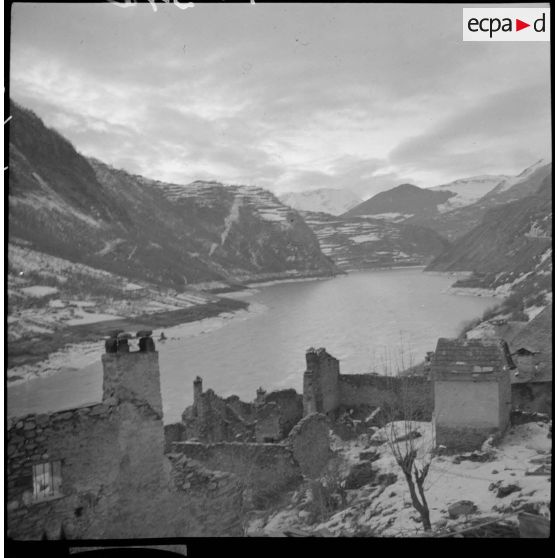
7 297 249 374
7 266 495 388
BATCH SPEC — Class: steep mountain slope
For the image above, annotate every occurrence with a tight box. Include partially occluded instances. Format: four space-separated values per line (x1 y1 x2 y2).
343 183 454 222
279 188 362 216
426 175 552 298
430 175 510 213
477 159 550 205
405 163 552 241
8 101 337 289
303 211 449 270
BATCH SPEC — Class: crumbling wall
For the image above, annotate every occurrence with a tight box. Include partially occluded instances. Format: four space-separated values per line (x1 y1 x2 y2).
183 389 255 443
304 348 340 415
287 413 331 479
162 455 244 536
339 374 433 420
6 398 166 540
512 382 552 415
263 389 303 436
171 441 302 501
164 422 187 453
255 403 282 442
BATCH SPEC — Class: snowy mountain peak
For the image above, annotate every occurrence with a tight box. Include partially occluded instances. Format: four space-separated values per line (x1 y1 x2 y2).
431 175 511 213
279 188 362 216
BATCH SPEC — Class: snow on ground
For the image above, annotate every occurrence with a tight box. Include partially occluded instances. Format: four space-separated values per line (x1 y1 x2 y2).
350 233 380 244
7 301 267 386
524 305 547 321
279 189 362 216
358 213 413 222
431 175 509 213
65 311 125 326
251 421 551 537
8 243 218 342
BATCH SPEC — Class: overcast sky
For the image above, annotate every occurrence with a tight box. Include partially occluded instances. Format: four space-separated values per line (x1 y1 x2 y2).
10 2 551 198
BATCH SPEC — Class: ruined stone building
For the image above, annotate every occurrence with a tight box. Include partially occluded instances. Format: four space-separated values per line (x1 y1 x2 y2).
173 377 303 445
7 336 244 540
8 325 549 539
431 338 514 451
302 347 434 420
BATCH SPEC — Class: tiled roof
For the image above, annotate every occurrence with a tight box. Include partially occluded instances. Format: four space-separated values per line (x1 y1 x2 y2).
431 337 515 375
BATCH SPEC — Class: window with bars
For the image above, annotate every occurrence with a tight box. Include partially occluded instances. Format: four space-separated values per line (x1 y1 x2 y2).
32 461 62 501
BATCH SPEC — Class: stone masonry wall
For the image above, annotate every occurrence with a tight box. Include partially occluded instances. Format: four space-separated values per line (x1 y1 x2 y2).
166 454 244 536
171 441 302 502
339 374 433 420
6 399 161 539
435 425 500 452
287 413 331 479
102 352 162 416
263 389 303 436
164 422 187 453
304 349 340 415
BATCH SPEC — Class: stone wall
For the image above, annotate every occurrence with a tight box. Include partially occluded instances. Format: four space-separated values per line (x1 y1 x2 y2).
164 422 186 453
171 441 302 503
102 352 162 416
7 348 248 539
512 382 552 415
255 403 282 442
339 374 433 420
6 398 167 539
263 389 303 436
434 380 501 428
286 413 331 479
166 454 244 536
183 387 255 443
304 348 340 415
303 348 433 420
435 425 500 452
434 372 511 451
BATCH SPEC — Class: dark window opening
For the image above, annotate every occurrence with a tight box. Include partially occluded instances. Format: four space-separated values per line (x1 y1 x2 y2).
32 461 62 501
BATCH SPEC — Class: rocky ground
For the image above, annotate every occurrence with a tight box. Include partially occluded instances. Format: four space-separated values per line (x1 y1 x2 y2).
246 421 551 537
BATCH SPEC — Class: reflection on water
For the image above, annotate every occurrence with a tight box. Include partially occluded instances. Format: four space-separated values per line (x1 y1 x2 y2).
8 269 497 423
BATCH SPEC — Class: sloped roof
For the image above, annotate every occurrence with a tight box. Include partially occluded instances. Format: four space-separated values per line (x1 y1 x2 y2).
431 337 515 376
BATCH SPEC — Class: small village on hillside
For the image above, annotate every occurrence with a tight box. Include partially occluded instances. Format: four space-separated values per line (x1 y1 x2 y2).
6 1 553 549
7 304 552 539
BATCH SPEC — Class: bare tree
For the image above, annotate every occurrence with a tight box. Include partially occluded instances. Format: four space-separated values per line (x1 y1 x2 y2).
385 418 433 532
377 340 435 532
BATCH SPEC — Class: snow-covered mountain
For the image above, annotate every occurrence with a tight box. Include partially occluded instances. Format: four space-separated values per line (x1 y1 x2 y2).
279 188 362 216
302 211 448 270
8 100 338 289
478 159 551 205
430 175 510 213
343 183 453 221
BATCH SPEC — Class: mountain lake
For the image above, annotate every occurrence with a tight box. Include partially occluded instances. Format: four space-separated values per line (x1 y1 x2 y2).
8 268 498 423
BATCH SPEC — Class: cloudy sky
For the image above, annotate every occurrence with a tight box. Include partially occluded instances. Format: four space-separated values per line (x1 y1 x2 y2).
10 2 551 199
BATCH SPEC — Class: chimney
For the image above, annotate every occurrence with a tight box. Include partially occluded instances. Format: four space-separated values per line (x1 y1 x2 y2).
101 331 162 416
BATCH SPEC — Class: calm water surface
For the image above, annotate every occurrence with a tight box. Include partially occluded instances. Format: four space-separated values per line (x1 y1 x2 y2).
8 269 497 423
